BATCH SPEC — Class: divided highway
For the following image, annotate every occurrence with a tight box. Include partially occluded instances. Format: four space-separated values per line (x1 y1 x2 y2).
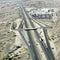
18 1 55 60
23 7 55 60
19 2 41 60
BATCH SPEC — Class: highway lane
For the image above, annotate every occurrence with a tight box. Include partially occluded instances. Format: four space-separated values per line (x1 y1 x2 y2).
18 20 23 29
20 4 48 60
29 14 55 60
31 18 51 29
18 1 55 60
18 1 40 60
23 8 55 60
19 2 41 60
10 22 35 60
11 22 36 60
43 29 55 60
18 31 36 60
31 17 55 60
30 14 55 60
24 9 50 60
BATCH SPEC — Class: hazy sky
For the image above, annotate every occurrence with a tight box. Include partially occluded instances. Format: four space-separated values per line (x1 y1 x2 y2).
7 0 60 2
30 0 52 1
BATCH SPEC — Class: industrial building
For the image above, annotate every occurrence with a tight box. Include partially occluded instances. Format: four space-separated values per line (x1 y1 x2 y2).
29 8 57 19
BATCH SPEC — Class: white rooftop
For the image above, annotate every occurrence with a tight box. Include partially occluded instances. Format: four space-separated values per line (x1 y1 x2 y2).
29 8 58 15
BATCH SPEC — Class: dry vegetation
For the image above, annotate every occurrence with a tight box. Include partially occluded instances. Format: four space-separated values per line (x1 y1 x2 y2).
23 1 60 8
0 0 20 22
0 0 31 60
0 22 15 59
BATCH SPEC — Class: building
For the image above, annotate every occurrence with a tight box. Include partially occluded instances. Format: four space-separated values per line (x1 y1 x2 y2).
29 8 58 19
